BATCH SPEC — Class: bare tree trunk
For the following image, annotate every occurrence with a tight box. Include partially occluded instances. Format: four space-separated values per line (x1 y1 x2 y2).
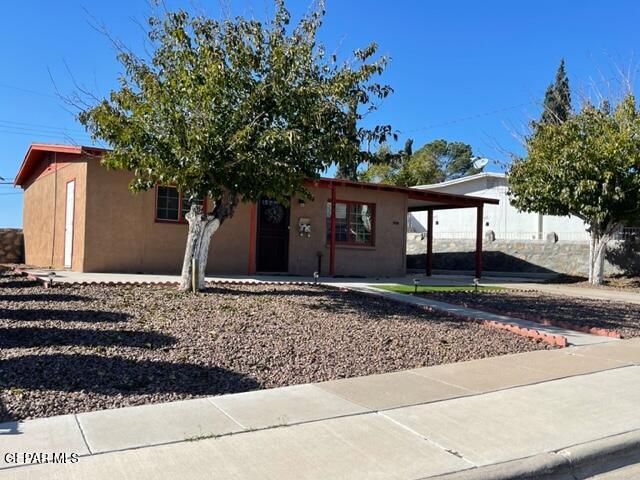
179 192 238 292
195 218 221 289
587 224 619 285
180 205 206 291
588 230 596 284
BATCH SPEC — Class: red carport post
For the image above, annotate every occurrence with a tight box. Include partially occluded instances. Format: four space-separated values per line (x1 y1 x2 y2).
426 209 433 276
475 204 484 278
329 184 336 276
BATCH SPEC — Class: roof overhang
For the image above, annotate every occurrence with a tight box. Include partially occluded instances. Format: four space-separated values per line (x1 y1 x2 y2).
14 143 498 210
305 177 499 210
14 143 107 187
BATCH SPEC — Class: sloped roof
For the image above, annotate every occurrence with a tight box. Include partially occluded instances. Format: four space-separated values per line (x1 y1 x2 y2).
14 143 108 187
412 172 506 191
14 143 498 210
307 177 498 210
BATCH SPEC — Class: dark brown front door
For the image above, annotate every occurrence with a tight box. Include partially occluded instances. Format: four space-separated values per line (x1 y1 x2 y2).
256 198 290 272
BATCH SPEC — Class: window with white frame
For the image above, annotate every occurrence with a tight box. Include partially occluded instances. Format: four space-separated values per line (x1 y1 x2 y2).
326 201 375 246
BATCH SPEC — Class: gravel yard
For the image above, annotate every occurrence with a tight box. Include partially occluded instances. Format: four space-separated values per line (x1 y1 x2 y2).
0 269 551 422
424 290 640 338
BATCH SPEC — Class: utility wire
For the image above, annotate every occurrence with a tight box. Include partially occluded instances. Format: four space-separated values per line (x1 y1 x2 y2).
0 129 91 142
0 82 59 99
0 119 89 136
403 74 630 134
404 101 535 133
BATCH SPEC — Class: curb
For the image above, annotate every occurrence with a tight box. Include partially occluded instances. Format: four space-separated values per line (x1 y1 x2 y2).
426 429 640 480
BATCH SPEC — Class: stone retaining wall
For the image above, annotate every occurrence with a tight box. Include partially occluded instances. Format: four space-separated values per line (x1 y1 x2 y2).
0 229 24 264
407 234 638 277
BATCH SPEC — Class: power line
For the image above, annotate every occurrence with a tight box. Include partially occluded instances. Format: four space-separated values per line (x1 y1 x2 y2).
0 119 89 136
403 74 631 135
0 125 93 139
0 82 59 99
0 128 91 142
404 101 535 133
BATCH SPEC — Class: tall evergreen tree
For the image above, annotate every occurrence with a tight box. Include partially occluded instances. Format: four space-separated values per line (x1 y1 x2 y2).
539 59 571 125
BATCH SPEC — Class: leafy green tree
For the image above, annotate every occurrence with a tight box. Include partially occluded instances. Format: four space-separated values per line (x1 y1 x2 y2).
412 139 479 181
79 1 393 290
509 94 640 284
359 138 480 186
335 98 395 180
539 59 571 125
357 143 401 183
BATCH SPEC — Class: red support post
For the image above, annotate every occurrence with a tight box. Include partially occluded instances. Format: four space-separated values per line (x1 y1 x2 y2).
329 185 336 276
475 205 484 278
426 209 433 276
247 202 257 274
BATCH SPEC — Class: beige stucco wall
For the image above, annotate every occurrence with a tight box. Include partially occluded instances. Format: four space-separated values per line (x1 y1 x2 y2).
288 185 407 277
83 158 251 274
22 153 87 270
23 153 408 277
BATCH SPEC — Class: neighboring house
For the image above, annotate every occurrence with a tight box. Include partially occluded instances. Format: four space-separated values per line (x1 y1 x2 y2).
14 143 497 277
409 172 590 241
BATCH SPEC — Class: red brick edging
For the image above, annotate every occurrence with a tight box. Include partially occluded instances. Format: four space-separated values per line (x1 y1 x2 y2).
450 298 622 340
340 287 568 348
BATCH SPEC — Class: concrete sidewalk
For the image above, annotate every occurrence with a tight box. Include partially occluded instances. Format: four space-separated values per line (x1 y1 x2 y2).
2 339 640 479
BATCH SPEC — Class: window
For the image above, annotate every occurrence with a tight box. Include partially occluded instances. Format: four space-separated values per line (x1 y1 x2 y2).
326 201 375 246
156 186 180 221
155 186 205 223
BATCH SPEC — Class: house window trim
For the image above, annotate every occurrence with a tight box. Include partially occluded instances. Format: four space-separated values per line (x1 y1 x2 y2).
154 185 207 224
326 199 376 247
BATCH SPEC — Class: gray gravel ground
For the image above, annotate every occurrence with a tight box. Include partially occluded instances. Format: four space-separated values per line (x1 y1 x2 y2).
425 290 640 338
0 269 551 421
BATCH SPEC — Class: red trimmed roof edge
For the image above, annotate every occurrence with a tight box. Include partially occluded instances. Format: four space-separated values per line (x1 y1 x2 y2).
305 177 499 207
14 143 499 208
14 143 108 187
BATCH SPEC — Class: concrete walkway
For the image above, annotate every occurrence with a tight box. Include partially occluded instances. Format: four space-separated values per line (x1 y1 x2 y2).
2 339 640 479
348 284 617 346
21 268 639 305
19 268 540 286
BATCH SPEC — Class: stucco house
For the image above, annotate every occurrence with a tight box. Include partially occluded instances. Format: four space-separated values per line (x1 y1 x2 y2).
14 143 497 277
409 172 589 241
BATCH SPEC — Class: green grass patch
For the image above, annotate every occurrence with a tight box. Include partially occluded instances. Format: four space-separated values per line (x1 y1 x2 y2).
371 283 505 294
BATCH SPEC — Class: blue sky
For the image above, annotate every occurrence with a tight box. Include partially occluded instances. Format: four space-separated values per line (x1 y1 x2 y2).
1 0 639 227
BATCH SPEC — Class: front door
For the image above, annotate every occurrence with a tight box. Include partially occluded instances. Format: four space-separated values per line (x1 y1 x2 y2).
256 198 290 272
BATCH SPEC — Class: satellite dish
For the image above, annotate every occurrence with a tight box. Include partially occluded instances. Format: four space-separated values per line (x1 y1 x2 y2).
472 157 489 169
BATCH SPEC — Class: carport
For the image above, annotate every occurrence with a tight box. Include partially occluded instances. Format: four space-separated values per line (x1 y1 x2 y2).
309 178 499 278
407 188 499 278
